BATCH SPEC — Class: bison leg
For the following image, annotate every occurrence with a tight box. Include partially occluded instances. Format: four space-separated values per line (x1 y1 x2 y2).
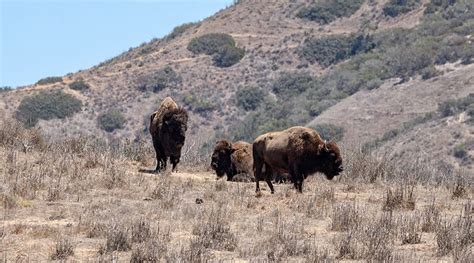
289 164 304 193
297 176 304 193
153 139 164 172
170 156 180 172
162 156 168 171
254 159 264 193
264 165 275 194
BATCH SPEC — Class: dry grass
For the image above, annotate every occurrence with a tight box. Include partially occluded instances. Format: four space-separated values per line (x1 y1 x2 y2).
50 238 75 260
0 118 472 261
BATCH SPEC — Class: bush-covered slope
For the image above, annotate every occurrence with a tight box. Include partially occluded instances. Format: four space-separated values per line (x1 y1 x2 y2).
1 0 472 174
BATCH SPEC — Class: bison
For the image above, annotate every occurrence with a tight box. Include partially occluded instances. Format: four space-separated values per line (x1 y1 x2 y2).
210 140 254 182
210 139 291 183
253 126 343 194
149 97 188 172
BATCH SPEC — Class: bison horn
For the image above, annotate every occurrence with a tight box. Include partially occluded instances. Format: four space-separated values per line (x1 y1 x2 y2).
323 140 329 151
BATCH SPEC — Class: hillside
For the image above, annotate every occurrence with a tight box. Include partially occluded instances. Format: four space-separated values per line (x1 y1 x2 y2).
1 0 473 175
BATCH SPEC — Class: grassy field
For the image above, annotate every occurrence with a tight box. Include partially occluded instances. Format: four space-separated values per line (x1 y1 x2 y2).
1 119 472 262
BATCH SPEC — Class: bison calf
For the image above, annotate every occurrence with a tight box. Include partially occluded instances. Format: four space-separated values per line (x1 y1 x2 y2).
149 97 188 172
253 126 343 194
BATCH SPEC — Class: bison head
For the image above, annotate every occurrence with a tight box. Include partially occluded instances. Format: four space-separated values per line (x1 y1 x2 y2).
162 108 188 155
320 141 343 180
210 140 236 180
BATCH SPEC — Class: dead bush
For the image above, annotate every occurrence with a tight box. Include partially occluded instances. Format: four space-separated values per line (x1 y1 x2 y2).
150 178 180 210
383 184 415 211
305 246 334 262
334 231 360 260
131 218 151 243
269 215 310 259
1 193 17 209
421 200 440 232
130 240 166 263
191 204 237 252
452 175 467 199
436 203 473 257
330 202 362 231
359 212 395 261
335 212 395 261
344 150 394 183
306 187 334 219
167 242 211 262
397 213 422 245
103 224 131 252
50 238 74 260
102 164 126 189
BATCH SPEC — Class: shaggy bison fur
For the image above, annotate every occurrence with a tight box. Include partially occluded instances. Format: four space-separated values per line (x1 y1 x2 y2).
210 139 291 183
149 97 188 172
210 140 254 182
253 126 343 193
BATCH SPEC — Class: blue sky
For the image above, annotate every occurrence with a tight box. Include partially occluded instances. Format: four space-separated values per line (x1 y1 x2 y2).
0 0 233 87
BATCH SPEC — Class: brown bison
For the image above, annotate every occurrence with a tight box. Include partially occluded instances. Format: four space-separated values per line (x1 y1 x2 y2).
149 97 188 172
253 126 343 193
210 139 290 183
210 140 254 181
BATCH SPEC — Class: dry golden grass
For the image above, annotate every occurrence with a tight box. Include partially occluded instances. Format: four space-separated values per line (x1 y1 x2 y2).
0 119 472 262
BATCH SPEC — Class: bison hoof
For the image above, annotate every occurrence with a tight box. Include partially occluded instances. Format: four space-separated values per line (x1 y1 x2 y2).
255 191 262 198
325 175 335 180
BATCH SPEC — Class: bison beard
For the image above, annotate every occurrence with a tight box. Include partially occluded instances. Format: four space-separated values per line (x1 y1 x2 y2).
252 126 343 194
150 97 188 173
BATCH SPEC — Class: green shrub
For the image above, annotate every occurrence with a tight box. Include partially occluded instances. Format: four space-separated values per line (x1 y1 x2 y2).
272 72 317 98
97 110 126 132
165 22 196 40
187 33 236 55
36 76 63 85
453 144 467 159
69 80 90 91
138 66 181 93
0 86 12 92
188 33 245 67
438 94 474 117
182 93 215 116
383 0 421 17
424 0 458 15
15 90 82 127
299 34 375 67
421 66 440 79
310 123 345 141
297 0 364 24
383 44 434 78
213 45 245 67
235 86 265 111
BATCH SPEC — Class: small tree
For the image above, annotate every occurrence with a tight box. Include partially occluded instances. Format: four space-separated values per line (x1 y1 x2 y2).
137 66 181 93
97 110 126 132
165 22 196 40
187 33 235 55
297 0 364 24
36 76 63 85
187 33 245 67
69 80 90 91
236 86 265 111
15 90 82 127
383 0 421 17
213 45 245 67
